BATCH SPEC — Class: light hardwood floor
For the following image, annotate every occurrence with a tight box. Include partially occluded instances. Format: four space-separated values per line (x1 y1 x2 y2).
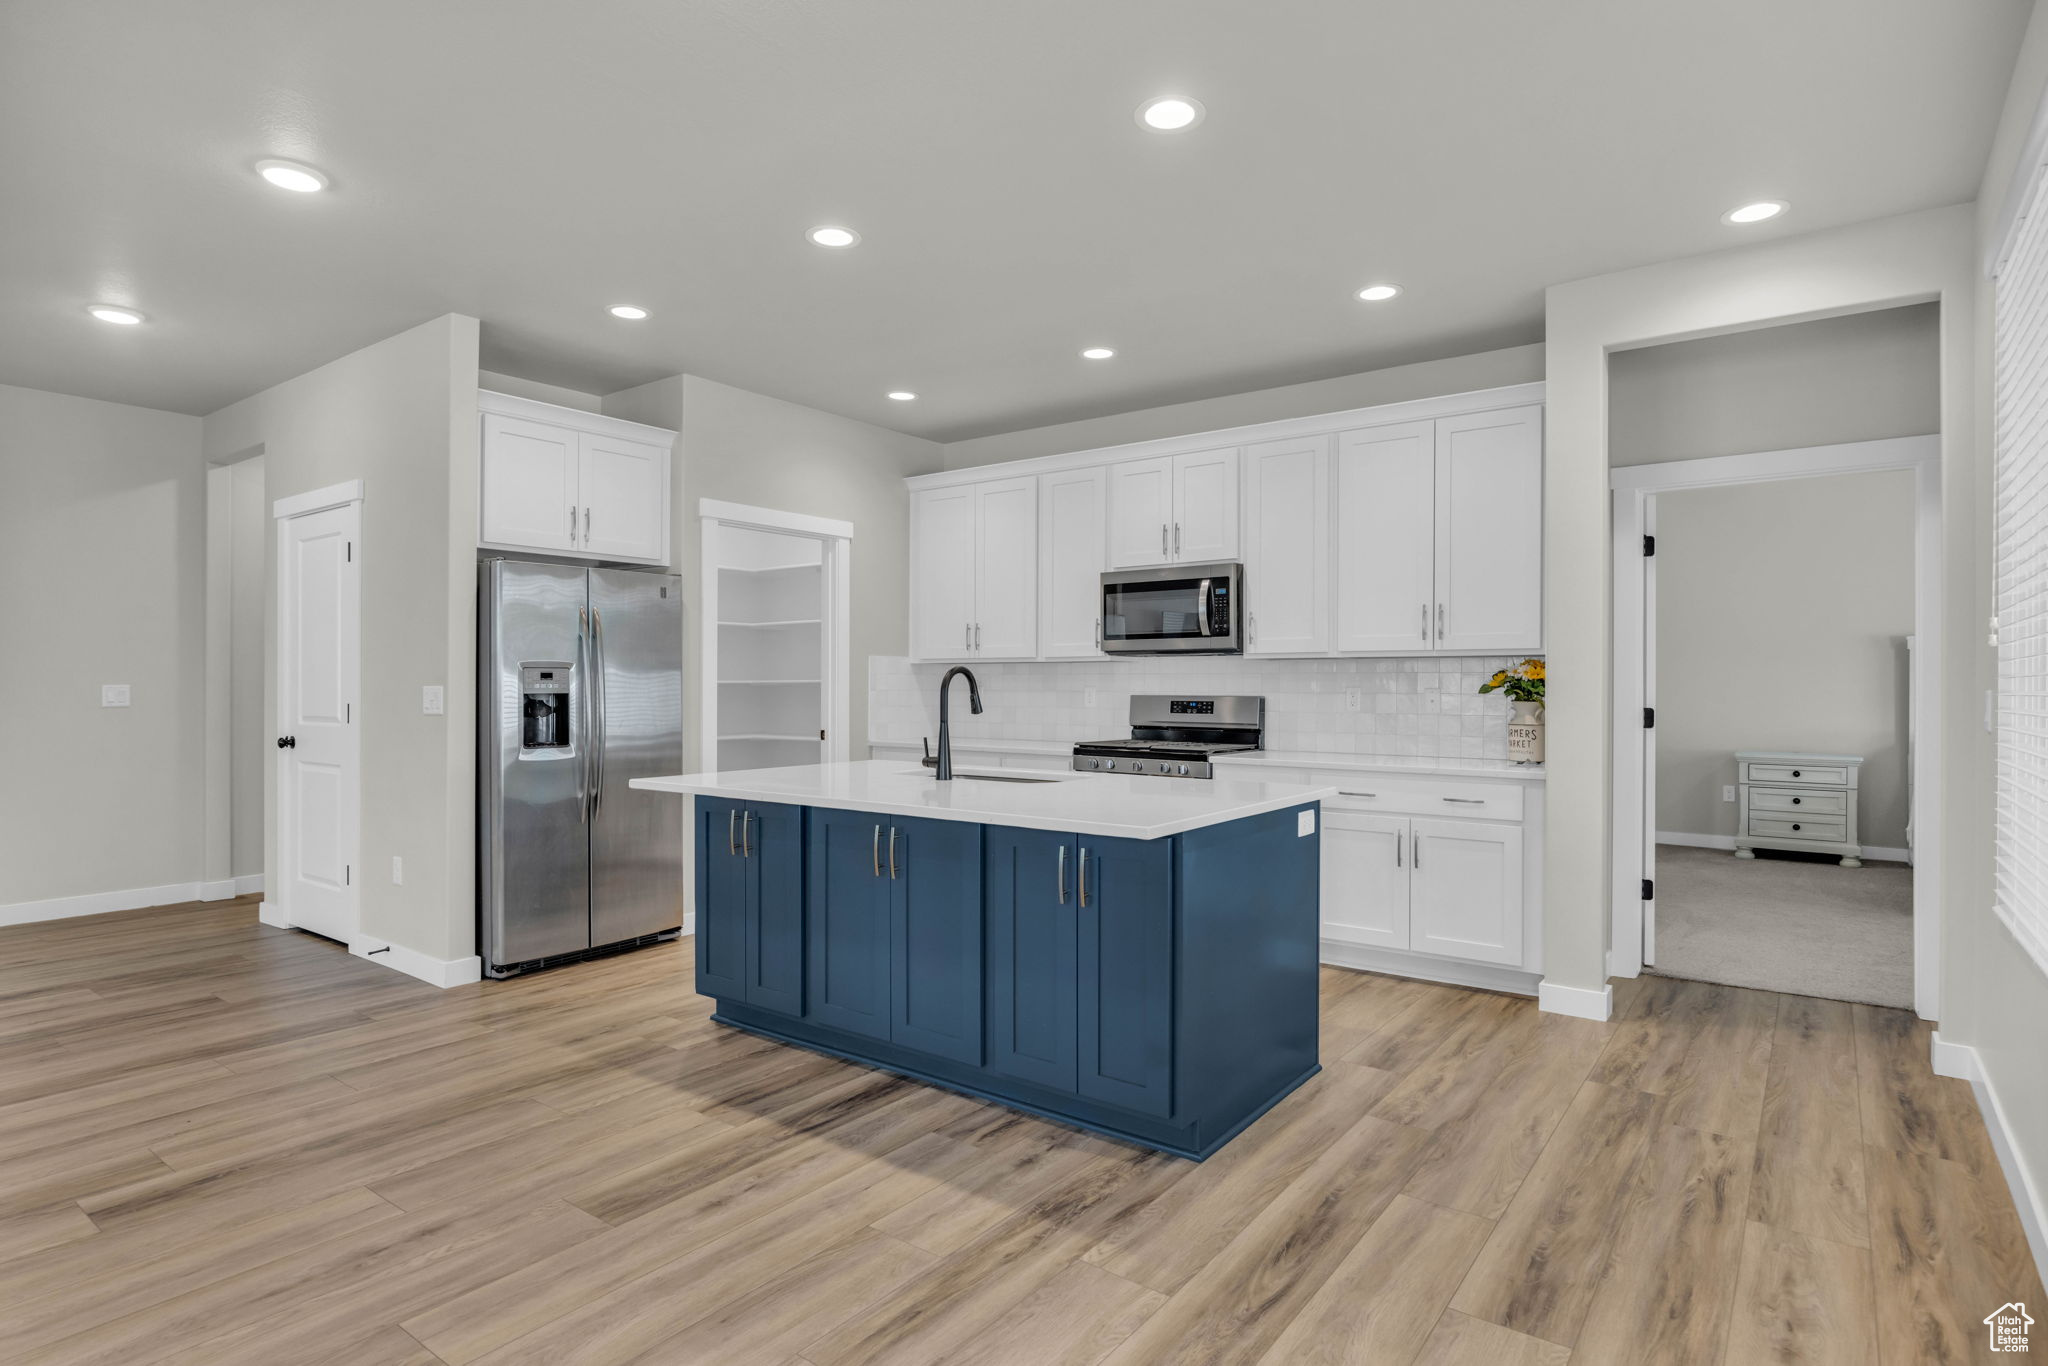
0 894 2037 1365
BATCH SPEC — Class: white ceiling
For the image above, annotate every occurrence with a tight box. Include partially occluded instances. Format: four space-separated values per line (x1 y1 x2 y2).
0 1 2030 439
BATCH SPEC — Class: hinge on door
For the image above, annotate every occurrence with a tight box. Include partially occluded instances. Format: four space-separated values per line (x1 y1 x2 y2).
1643 534 1655 557
1642 878 1654 901
1644 707 1655 729
345 865 351 886
347 541 353 562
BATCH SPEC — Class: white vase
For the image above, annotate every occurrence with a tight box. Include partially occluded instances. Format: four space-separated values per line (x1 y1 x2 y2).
1508 699 1545 764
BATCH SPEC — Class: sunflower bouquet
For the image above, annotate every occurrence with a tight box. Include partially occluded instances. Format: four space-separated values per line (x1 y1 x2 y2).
1479 658 1545 703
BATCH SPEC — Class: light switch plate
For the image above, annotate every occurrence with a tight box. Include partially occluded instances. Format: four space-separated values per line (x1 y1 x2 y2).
422 685 445 716
1084 688 1098 707
1297 810 1316 837
1723 785 1736 802
101 684 130 708
391 856 404 885
1345 688 1362 712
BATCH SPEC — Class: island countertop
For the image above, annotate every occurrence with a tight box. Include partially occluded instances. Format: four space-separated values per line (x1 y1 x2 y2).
630 760 1337 840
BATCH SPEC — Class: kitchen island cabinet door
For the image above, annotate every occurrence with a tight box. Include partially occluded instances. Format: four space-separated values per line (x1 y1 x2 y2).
804 809 894 1041
889 817 984 1064
984 827 1078 1092
1076 835 1174 1117
745 802 805 1017
695 799 751 999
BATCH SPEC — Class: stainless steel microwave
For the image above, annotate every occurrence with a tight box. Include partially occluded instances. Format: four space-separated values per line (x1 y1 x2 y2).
1100 562 1244 655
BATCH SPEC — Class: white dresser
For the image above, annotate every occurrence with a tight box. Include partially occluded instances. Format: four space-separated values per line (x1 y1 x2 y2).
1734 750 1864 867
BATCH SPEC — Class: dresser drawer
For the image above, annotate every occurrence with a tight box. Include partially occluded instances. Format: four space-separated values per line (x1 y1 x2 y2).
1311 773 1524 821
1749 788 1846 816
1741 761 1849 787
1747 815 1847 841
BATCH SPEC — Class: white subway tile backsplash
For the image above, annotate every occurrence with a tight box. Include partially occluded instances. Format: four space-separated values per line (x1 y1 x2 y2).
867 653 1540 762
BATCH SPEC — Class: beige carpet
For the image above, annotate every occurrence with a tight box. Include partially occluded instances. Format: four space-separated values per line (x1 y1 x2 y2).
1646 843 1913 1008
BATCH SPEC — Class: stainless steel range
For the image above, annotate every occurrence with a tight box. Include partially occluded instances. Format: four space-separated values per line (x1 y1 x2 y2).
1072 694 1265 778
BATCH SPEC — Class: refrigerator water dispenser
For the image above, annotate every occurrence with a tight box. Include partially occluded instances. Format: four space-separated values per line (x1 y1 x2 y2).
520 663 571 749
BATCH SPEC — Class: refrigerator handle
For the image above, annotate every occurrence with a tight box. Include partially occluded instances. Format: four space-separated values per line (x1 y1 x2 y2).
591 608 607 820
577 606 590 824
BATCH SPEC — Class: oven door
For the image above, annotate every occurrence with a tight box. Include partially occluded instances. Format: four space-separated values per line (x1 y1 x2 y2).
1099 562 1242 654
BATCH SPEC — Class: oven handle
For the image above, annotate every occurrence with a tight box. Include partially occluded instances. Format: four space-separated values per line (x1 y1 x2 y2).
1197 578 1213 636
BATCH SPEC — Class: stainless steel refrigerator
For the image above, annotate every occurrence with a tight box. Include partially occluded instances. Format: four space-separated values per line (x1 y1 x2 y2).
479 558 684 977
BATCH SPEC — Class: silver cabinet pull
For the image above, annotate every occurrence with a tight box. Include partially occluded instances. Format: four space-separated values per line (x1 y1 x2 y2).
1437 603 1446 637
1094 617 1102 651
1397 833 1403 868
741 810 752 857
964 622 971 651
1057 845 1068 904
1161 523 1168 557
1174 522 1181 555
584 507 591 543
1249 612 1257 645
570 504 578 543
728 808 737 854
1339 791 1377 798
873 824 882 877
1442 797 1484 805
889 826 900 880
1413 830 1421 868
1078 847 1090 908
1421 603 1428 640
974 623 981 650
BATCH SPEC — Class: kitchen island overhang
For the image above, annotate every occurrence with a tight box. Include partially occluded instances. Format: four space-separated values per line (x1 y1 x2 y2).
632 761 1336 1160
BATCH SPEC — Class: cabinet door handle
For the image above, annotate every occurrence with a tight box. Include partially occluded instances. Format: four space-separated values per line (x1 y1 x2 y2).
974 623 981 650
964 622 971 651
1421 603 1429 641
728 809 737 855
1340 791 1377 798
873 824 882 877
584 507 591 544
569 504 578 543
1161 523 1168 557
1437 603 1446 638
889 826 899 880
1057 845 1068 904
741 810 752 858
1249 613 1257 645
1174 522 1181 555
1413 830 1421 869
1078 847 1090 908
1094 617 1103 651
1397 833 1403 868
1442 797 1484 805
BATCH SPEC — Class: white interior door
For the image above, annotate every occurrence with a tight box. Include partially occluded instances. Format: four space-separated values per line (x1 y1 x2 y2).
1435 406 1544 651
1321 812 1410 950
480 414 578 553
1409 817 1523 965
1243 436 1330 654
910 487 977 659
278 500 360 943
577 432 667 561
1642 495 1658 964
1106 457 1175 567
1335 421 1437 651
1038 466 1107 657
1172 447 1239 562
972 478 1038 657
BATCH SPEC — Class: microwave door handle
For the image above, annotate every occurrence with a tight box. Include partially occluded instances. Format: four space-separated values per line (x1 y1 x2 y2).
1197 579 1213 636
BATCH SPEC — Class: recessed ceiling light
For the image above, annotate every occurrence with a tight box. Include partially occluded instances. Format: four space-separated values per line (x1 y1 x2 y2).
808 225 860 248
1355 284 1402 302
1081 347 1116 360
255 159 328 193
1137 96 1205 132
609 305 649 320
88 305 144 325
887 391 917 401
1722 200 1787 225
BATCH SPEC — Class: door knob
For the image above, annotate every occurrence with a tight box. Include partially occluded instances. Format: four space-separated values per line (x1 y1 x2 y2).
276 735 296 749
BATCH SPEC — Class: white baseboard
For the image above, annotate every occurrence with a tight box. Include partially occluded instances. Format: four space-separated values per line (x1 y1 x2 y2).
0 881 206 927
1656 830 1911 863
1537 978 1614 1021
1320 940 1538 997
1929 1032 2048 1286
234 873 264 896
258 899 290 928
349 938 483 989
683 911 695 936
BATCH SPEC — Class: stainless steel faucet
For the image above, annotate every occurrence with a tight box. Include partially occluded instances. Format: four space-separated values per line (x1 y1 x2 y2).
934 666 983 780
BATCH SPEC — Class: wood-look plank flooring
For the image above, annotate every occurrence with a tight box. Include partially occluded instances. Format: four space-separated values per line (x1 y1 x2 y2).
0 896 2037 1364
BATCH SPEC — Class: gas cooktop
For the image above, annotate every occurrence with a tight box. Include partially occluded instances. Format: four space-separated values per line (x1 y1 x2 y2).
1072 695 1265 779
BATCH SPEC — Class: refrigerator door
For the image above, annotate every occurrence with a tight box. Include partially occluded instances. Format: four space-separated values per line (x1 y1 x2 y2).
588 566 685 946
481 560 593 968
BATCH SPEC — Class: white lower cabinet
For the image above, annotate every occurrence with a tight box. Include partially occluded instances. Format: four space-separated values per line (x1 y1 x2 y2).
1320 812 1410 951
1408 817 1523 966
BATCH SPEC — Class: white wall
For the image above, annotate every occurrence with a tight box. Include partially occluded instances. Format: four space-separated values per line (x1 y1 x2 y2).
477 370 601 413
1654 471 1916 846
0 385 206 912
940 344 1544 469
227 455 266 877
202 315 481 966
602 372 945 769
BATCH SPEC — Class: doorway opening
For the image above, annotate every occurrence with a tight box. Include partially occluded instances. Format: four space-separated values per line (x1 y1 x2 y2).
1611 437 1939 1014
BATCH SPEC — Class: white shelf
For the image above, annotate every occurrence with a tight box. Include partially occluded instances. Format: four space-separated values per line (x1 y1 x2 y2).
718 678 822 686
720 562 822 575
720 732 822 743
717 618 822 628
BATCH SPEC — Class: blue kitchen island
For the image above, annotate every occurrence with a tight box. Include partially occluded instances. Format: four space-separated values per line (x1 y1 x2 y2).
630 760 1335 1160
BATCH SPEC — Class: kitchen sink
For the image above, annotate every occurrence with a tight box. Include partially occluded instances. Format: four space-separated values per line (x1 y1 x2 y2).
898 766 1063 784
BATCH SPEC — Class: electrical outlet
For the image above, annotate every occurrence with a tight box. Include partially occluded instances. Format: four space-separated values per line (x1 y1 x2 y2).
391 855 404 885
422 685 444 716
100 684 130 708
1723 785 1736 803
1345 688 1362 712
1083 688 1098 707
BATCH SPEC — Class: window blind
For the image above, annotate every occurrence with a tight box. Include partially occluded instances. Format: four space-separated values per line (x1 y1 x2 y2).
1994 161 2048 980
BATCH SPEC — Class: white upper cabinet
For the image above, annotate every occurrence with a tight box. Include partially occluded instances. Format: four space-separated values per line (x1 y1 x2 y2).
1038 466 1107 658
910 477 1038 660
1106 457 1176 568
1243 435 1329 654
1106 448 1238 567
480 414 579 554
1335 420 1437 652
1434 406 1542 651
478 392 673 565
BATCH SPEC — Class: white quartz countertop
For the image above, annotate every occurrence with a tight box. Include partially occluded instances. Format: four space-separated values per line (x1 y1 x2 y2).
629 760 1337 840
867 736 1544 782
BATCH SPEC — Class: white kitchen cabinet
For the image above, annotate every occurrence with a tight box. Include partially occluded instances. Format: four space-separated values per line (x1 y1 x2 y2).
1334 420 1436 652
1106 448 1238 568
478 392 673 565
1038 466 1107 657
909 477 1037 660
1409 816 1523 966
1434 406 1543 651
1243 435 1329 654
1320 811 1410 951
